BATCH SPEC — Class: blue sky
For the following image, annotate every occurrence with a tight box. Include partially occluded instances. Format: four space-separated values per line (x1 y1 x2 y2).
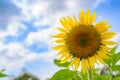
0 0 120 80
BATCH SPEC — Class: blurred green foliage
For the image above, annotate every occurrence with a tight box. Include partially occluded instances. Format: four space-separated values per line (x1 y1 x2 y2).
0 69 7 77
13 72 39 80
54 59 70 67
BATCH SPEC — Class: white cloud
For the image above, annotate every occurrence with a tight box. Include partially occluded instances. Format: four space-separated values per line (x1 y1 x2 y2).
0 0 21 29
13 0 107 27
0 0 27 42
0 19 26 41
0 41 56 71
24 27 56 46
0 42 30 69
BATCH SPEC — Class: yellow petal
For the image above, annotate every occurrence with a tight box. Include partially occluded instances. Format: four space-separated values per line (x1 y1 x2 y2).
102 41 117 45
95 27 108 33
85 9 90 24
60 18 69 30
100 45 111 51
94 21 111 33
97 51 110 59
79 10 85 24
68 57 76 68
85 59 90 69
89 56 95 68
60 54 71 63
90 11 96 24
82 59 87 74
99 46 112 56
95 20 107 28
55 27 67 33
67 16 74 27
74 58 80 71
52 45 65 50
60 52 69 60
55 48 66 56
55 39 65 43
106 25 112 28
55 51 63 56
74 16 78 26
101 32 116 40
52 33 66 38
95 54 105 64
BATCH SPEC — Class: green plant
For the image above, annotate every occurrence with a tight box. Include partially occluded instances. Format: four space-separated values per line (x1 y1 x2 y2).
105 46 120 80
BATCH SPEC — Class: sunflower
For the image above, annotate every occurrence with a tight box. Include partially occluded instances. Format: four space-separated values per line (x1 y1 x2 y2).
52 9 116 74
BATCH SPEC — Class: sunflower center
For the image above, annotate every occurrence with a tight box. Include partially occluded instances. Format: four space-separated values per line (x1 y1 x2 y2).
66 24 101 59
78 36 88 46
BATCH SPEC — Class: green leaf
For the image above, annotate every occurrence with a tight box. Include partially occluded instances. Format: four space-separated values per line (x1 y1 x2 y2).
104 57 112 67
0 72 7 77
0 69 7 77
113 76 120 80
79 72 87 80
116 52 120 60
0 73 7 77
112 65 120 71
54 59 70 67
112 52 120 65
50 69 82 80
110 46 118 54
93 74 109 80
105 46 119 67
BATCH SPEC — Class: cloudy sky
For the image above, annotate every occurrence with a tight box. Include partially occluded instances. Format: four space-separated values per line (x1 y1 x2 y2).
0 0 120 80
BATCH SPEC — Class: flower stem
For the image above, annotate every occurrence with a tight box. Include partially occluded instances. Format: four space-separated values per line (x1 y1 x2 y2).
87 68 92 80
109 68 113 80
